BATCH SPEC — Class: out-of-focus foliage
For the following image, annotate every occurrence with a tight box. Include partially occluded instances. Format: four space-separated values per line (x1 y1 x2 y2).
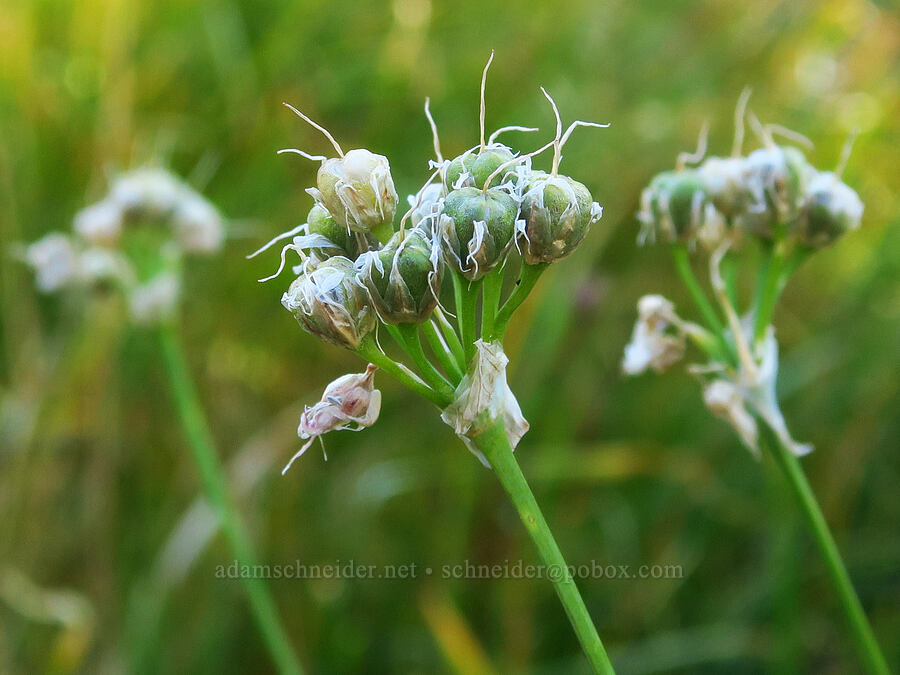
1 0 898 672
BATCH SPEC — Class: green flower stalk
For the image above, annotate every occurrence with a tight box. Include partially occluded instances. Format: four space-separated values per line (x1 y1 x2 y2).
19 168 303 675
258 54 614 674
626 93 887 674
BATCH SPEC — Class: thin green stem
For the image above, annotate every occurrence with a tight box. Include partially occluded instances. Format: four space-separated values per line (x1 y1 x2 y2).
671 247 732 363
393 323 456 401
422 319 464 384
491 263 547 341
761 422 889 675
435 308 467 372
753 246 784 345
722 255 739 311
453 272 481 363
480 267 504 340
471 419 615 674
156 323 303 675
356 334 450 407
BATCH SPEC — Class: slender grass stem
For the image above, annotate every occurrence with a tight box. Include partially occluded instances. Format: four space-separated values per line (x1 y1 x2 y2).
491 263 547 340
393 323 456 401
471 419 615 674
156 322 303 675
480 267 504 340
671 247 732 363
435 308 467 372
761 422 889 675
422 319 464 383
356 334 450 407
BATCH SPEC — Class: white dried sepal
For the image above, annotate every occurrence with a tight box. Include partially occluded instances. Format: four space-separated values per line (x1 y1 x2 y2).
283 364 381 473
441 340 529 467
23 233 80 293
129 272 180 324
74 199 123 245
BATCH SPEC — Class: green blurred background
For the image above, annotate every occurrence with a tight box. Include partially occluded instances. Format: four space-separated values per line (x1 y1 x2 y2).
1 0 899 672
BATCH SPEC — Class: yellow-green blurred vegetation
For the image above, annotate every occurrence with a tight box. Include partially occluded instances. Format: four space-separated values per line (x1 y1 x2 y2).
1 0 899 672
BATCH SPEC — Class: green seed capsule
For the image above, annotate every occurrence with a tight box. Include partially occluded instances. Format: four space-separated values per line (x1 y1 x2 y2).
439 187 517 281
306 204 378 259
797 171 863 248
638 170 707 244
737 146 813 238
281 256 375 349
310 149 399 232
446 145 516 190
518 171 601 264
357 230 441 324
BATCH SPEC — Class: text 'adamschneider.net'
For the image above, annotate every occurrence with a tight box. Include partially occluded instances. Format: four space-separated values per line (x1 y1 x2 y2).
215 560 684 581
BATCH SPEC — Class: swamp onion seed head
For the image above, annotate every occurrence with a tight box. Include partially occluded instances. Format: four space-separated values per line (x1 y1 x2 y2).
356 229 442 324
518 171 601 264
308 149 399 233
797 171 863 248
439 187 518 281
281 256 375 349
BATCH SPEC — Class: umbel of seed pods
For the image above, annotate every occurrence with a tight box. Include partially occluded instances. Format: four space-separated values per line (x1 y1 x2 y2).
252 53 608 470
21 168 224 323
625 90 863 456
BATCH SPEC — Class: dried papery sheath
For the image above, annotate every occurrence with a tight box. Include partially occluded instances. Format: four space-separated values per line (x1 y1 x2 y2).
283 364 382 473
22 233 80 293
74 199 123 246
797 171 863 248
281 256 375 349
439 187 517 281
129 272 181 324
518 171 601 264
441 340 529 466
356 229 442 324
307 149 399 233
741 330 812 457
172 194 225 253
703 379 760 455
622 295 687 375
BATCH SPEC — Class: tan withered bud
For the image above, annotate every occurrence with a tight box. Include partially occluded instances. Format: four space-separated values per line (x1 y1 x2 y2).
281 256 375 349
